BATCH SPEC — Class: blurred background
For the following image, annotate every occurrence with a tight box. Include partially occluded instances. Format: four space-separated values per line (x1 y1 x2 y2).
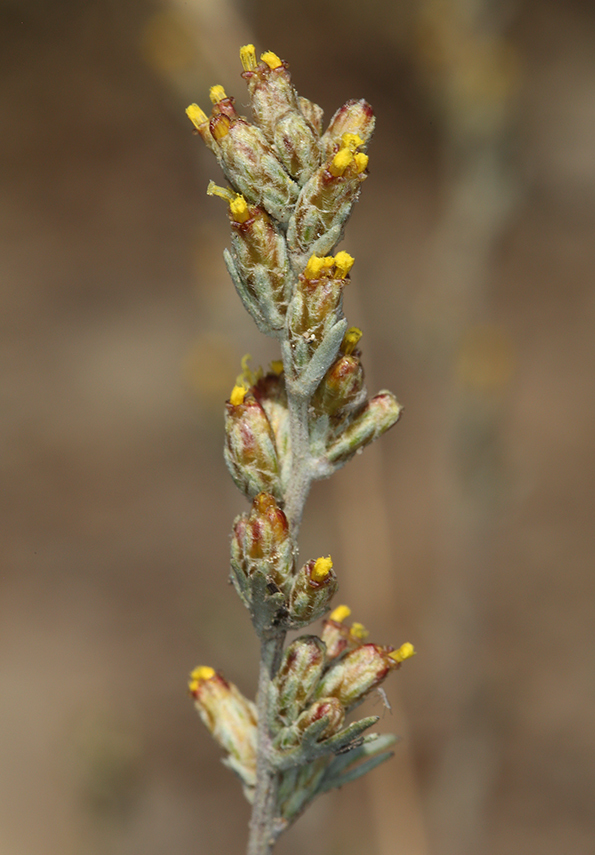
1 0 594 853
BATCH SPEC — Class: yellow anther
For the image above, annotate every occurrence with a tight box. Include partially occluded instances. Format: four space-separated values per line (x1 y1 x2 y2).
206 180 235 202
261 50 283 70
342 327 362 355
270 360 284 375
341 132 364 151
230 384 248 406
329 147 353 177
211 115 231 141
229 195 250 224
320 256 335 269
312 556 333 582
240 44 258 71
209 84 227 104
350 622 369 641
186 103 209 129
389 643 416 663
353 152 369 173
334 251 355 279
330 604 351 623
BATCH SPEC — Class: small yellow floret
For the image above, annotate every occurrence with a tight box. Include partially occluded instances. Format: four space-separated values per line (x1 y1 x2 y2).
186 103 209 129
304 255 327 280
261 50 283 70
341 133 364 151
240 44 257 71
329 147 353 177
330 604 351 623
209 84 227 104
191 665 216 681
230 384 248 406
343 327 362 355
353 152 369 174
207 180 235 202
350 622 369 641
312 555 333 582
229 195 250 224
334 251 355 279
389 643 416 663
270 360 284 375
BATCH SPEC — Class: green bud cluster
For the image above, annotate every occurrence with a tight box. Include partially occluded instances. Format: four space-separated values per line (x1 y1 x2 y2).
268 611 414 823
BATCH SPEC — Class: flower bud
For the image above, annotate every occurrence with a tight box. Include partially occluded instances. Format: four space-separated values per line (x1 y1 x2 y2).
202 87 300 224
321 604 370 660
311 353 366 418
287 253 351 369
294 697 345 740
314 643 400 710
287 136 368 259
325 391 402 466
224 387 282 500
320 98 375 161
209 108 299 223
227 198 292 330
298 96 324 136
240 46 321 185
274 635 327 725
252 371 291 489
276 697 345 749
188 667 257 787
288 556 338 627
231 492 294 594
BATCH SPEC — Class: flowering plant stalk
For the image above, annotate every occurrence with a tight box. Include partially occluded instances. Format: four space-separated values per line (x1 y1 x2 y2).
185 45 415 855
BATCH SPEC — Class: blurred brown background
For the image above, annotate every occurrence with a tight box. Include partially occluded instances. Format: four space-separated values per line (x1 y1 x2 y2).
1 0 594 853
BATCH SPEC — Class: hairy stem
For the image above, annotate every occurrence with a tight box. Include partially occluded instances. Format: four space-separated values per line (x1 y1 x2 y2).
247 338 315 854
247 633 285 855
281 338 313 537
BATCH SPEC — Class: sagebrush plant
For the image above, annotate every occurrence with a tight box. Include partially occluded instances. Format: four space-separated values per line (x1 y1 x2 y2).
185 45 415 855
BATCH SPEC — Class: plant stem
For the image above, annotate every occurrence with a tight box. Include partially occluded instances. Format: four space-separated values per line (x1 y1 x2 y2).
247 632 285 855
281 339 313 538
247 339 314 854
